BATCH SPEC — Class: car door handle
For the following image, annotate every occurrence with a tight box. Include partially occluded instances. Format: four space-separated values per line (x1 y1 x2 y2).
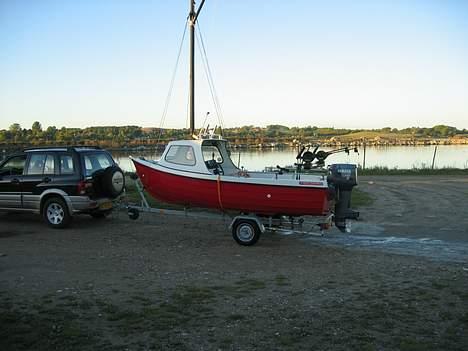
11 178 20 184
42 177 51 183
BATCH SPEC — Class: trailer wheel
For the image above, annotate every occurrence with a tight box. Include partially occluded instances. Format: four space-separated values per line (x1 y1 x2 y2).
232 219 260 246
128 208 139 220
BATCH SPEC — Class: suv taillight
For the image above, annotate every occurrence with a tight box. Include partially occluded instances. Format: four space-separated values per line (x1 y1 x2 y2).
77 180 93 195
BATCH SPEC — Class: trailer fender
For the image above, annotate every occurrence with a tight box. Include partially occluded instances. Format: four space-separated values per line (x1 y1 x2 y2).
229 216 266 233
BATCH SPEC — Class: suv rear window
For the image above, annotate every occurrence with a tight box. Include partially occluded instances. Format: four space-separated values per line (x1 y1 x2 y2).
83 152 114 176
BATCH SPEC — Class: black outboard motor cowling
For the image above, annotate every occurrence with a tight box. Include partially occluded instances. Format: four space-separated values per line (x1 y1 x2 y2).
327 164 359 232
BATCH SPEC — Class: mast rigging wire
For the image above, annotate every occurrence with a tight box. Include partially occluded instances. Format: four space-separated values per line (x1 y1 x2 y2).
157 20 188 144
196 22 226 130
156 19 225 140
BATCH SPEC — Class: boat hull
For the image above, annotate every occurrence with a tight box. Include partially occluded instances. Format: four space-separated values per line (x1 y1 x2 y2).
132 159 330 217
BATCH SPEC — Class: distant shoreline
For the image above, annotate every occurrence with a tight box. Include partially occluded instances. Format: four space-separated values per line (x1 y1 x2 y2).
1 138 467 156
1 123 467 152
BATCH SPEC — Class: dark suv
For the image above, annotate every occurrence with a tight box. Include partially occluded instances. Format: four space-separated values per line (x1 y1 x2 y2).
0 146 125 228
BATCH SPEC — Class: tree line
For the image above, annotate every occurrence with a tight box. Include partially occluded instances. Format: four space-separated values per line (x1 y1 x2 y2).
1 122 466 149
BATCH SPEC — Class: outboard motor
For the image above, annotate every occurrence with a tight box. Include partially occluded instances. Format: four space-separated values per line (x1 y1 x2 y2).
328 164 359 232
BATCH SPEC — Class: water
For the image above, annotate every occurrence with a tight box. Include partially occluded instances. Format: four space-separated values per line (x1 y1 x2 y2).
113 145 468 172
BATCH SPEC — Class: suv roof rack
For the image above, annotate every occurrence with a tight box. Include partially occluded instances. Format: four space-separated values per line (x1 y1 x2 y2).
23 146 101 152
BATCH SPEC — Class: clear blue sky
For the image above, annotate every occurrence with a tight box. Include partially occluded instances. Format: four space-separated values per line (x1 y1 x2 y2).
1 0 467 130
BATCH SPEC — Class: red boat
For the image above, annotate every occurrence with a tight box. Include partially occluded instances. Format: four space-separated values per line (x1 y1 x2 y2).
131 137 330 217
130 1 359 245
131 131 359 238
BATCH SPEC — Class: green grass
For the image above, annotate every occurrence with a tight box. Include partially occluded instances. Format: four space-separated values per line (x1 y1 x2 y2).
225 313 247 322
358 166 468 176
274 274 291 287
2 277 467 350
351 188 374 208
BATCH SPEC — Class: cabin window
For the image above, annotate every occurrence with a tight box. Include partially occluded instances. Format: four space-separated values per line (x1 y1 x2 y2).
202 145 223 164
165 146 196 166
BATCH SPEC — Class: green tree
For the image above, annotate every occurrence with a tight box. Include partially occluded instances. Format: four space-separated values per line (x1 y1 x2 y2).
9 123 21 133
32 121 42 133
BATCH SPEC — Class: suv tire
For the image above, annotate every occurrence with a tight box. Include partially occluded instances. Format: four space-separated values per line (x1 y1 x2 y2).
95 166 125 198
43 197 72 229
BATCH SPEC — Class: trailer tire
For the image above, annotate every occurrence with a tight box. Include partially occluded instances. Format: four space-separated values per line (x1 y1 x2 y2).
232 219 260 246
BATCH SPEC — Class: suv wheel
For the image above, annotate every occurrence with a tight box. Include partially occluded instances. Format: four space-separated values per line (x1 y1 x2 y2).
43 197 72 228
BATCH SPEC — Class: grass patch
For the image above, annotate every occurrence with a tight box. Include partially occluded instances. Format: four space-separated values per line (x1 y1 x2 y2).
399 338 434 351
358 166 468 176
351 188 374 207
100 285 219 336
225 313 247 322
211 278 266 297
0 306 101 350
431 280 448 290
220 336 235 347
274 274 291 287
233 278 266 293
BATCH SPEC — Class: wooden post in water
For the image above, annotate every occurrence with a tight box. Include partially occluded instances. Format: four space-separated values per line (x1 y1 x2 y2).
431 145 438 169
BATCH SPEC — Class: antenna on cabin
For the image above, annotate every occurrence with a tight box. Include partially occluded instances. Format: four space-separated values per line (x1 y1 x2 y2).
202 111 210 129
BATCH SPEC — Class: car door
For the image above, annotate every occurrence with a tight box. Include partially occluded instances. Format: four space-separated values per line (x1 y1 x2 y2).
21 153 56 210
0 155 26 209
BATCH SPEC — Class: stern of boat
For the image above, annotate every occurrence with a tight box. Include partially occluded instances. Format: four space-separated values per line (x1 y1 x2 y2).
327 164 360 232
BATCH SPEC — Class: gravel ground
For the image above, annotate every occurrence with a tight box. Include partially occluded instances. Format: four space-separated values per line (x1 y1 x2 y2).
0 175 467 350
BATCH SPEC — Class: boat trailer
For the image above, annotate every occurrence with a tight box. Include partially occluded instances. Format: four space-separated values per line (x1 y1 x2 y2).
123 176 340 246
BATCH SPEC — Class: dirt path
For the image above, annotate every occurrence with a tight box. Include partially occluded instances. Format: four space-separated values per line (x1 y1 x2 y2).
0 175 467 350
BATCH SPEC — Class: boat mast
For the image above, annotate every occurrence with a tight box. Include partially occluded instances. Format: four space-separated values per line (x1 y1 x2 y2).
189 0 205 137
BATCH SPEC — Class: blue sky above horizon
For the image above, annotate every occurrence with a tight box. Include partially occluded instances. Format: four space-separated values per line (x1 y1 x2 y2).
1 0 467 130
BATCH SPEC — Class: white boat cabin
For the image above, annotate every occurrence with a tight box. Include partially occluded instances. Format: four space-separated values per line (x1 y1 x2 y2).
158 137 240 176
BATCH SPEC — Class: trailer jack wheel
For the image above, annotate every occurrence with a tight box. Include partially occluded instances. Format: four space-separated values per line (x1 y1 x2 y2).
232 219 260 246
128 208 140 220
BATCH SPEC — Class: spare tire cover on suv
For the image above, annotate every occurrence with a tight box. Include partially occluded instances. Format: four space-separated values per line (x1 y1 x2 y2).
94 166 125 198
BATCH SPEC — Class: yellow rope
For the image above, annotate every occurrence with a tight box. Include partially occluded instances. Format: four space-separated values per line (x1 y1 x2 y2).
216 175 224 211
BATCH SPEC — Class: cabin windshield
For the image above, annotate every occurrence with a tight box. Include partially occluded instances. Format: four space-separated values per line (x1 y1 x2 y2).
202 145 223 163
201 140 238 175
